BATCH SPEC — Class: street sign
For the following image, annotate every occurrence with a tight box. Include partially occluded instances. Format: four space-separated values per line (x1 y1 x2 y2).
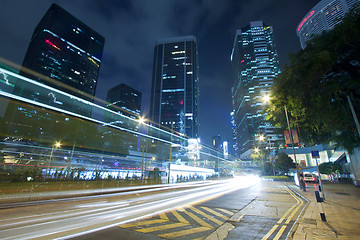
311 151 320 158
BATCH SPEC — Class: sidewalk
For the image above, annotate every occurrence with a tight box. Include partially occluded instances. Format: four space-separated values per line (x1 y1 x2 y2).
289 182 360 240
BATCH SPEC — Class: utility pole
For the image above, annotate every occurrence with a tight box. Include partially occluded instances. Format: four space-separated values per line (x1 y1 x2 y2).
284 105 302 189
168 123 173 184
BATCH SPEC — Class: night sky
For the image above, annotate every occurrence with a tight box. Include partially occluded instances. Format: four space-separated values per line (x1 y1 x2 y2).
0 0 318 147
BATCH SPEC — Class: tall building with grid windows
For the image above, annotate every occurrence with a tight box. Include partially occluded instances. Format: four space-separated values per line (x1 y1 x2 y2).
5 3 104 141
149 36 200 139
17 3 104 116
297 0 359 49
231 21 281 160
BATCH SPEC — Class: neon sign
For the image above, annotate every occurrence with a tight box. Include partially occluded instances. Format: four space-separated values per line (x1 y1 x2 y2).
45 39 61 50
297 10 315 32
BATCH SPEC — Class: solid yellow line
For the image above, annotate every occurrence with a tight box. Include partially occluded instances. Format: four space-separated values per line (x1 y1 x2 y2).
285 200 304 224
201 206 228 219
216 208 235 215
159 212 169 221
137 222 188 233
262 187 305 240
262 224 279 240
276 189 301 224
172 210 190 224
285 189 304 224
190 207 223 225
119 219 167 228
274 225 287 240
158 226 211 238
183 209 213 228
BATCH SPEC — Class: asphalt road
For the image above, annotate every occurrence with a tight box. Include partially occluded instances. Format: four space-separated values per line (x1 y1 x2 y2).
0 177 306 240
72 179 306 240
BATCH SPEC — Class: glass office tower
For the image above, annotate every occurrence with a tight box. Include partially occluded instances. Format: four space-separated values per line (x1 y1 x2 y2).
5 3 104 141
17 3 105 116
150 36 200 139
231 21 281 159
106 84 142 120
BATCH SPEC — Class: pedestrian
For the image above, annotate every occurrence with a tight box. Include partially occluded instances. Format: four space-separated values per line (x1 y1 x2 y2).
299 173 306 191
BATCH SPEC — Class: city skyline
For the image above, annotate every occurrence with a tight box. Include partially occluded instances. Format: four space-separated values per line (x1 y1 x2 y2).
0 0 318 146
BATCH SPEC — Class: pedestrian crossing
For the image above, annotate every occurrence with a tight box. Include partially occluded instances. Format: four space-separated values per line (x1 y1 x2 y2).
118 205 237 239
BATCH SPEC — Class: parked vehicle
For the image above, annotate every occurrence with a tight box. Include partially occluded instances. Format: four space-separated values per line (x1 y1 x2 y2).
304 173 319 183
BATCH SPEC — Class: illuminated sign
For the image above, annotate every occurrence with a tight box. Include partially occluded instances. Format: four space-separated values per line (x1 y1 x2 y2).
297 10 315 32
45 39 61 50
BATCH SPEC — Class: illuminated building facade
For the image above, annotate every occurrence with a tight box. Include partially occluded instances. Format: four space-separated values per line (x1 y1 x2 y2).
231 21 281 160
149 36 200 139
5 3 104 141
18 3 104 116
106 84 141 120
297 0 359 49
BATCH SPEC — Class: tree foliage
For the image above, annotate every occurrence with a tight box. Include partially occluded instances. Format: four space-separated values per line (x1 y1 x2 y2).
267 7 360 152
319 162 343 175
275 152 295 173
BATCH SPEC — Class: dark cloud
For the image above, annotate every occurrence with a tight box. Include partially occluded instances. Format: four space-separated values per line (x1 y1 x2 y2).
0 0 319 146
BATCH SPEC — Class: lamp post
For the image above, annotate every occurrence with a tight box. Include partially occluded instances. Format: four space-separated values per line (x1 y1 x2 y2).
262 93 301 187
168 123 173 184
284 105 302 189
138 116 149 182
49 141 61 178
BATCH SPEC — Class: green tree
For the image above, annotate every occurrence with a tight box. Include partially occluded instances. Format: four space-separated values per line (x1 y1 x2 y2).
319 162 343 175
275 152 295 174
267 6 360 152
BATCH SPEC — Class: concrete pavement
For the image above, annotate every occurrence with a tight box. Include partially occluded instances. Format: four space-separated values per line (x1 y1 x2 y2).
288 182 360 240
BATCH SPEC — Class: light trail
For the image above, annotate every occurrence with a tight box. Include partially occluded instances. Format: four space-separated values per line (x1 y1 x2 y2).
0 177 259 240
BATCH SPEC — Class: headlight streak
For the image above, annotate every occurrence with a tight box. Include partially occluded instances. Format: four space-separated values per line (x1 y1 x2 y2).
0 178 258 240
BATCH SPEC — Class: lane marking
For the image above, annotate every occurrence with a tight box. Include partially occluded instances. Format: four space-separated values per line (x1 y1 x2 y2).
171 210 190 224
190 207 223 225
262 224 280 240
137 222 188 233
158 226 211 238
159 212 169 221
274 225 287 240
201 206 228 219
216 208 235 215
118 219 167 228
262 186 305 240
182 209 213 228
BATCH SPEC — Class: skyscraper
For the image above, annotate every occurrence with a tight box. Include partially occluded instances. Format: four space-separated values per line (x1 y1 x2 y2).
297 0 359 49
231 21 281 159
106 84 142 120
149 36 200 139
5 3 104 141
18 3 105 116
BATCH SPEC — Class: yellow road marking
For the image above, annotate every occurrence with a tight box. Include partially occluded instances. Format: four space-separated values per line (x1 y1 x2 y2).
201 206 228 219
119 219 167 228
171 210 190 224
158 226 211 238
262 187 305 240
262 224 279 240
183 209 213 228
137 222 188 233
216 208 235 215
159 212 169 221
274 225 287 240
190 207 223 225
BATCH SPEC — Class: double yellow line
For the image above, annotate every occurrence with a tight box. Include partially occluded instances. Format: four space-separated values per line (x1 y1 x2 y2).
262 188 305 240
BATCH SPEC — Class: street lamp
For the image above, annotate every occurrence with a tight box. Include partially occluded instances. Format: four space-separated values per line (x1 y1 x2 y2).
138 116 149 182
48 141 61 177
257 134 275 176
261 93 301 186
